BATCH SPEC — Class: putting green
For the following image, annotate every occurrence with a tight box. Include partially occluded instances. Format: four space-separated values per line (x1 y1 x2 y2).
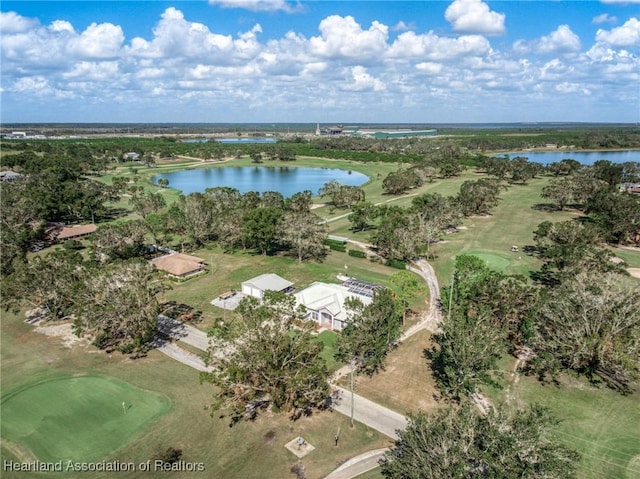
462 251 512 272
1 376 170 463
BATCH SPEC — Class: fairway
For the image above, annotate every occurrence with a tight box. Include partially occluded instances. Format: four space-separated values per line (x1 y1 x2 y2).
1 376 170 463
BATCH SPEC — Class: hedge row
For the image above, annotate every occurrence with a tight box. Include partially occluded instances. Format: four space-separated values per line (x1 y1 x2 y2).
348 249 367 258
386 259 407 269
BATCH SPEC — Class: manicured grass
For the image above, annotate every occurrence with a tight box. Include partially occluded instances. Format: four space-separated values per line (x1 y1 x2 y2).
429 175 577 283
163 246 400 330
315 331 340 372
608 247 640 268
480 359 640 479
1 376 170 463
1 311 390 479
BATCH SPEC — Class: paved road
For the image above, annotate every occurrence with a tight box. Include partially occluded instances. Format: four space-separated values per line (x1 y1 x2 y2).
323 448 389 479
157 315 210 351
331 386 407 440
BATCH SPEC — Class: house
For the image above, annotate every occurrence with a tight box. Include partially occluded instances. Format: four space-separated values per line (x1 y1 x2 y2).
123 152 140 161
49 224 97 242
241 273 294 299
150 252 206 279
294 281 374 331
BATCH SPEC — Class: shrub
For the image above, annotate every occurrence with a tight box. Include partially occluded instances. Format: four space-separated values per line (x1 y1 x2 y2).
386 259 407 269
348 249 367 258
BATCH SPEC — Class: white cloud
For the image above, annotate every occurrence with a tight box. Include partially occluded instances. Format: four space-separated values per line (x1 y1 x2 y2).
445 0 506 36
392 21 415 32
208 0 300 13
538 25 581 53
1 6 638 123
0 11 38 34
342 66 385 91
68 23 124 58
513 25 581 54
388 31 491 60
596 17 640 46
592 13 617 24
309 15 389 60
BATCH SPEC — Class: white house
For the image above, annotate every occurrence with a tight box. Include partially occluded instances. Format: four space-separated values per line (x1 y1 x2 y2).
241 273 294 299
294 282 373 331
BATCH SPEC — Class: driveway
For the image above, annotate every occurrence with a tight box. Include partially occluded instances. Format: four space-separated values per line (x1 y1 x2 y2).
157 314 210 351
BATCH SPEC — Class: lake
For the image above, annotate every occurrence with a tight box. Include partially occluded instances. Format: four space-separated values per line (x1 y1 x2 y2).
153 166 369 197
181 138 277 144
494 150 640 165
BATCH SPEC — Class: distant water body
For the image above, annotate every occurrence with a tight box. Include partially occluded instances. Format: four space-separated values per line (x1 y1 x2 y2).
153 166 368 197
495 150 639 165
182 138 277 144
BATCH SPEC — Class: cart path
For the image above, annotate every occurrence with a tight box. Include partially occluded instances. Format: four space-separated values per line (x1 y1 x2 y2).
323 448 389 479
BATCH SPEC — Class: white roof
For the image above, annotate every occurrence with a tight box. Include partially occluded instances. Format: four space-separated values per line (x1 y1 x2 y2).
294 282 372 322
242 273 293 292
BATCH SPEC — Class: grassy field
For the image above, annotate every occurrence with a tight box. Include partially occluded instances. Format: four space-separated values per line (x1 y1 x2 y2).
162 246 402 330
0 311 391 479
480 359 640 479
341 330 439 415
1 376 170 463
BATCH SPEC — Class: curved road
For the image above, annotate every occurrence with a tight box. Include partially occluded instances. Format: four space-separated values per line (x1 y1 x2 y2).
155 257 444 479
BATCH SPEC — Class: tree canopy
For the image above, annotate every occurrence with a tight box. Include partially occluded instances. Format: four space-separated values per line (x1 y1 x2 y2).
381 403 579 479
203 292 331 424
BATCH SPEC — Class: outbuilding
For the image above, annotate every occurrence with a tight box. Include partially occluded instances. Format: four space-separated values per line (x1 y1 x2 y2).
241 273 294 299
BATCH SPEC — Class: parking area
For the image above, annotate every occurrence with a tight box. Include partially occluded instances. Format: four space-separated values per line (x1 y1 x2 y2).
210 291 247 311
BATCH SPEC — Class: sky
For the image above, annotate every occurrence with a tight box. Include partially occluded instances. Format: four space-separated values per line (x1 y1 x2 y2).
1 0 639 124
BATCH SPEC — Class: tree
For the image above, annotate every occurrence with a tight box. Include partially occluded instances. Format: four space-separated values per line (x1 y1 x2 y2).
585 189 640 244
541 177 575 211
92 220 147 262
2 248 84 319
279 211 327 262
243 207 283 255
534 271 640 391
348 201 378 232
388 270 426 324
532 220 623 282
335 289 402 426
382 169 423 195
176 193 215 247
129 191 167 219
73 261 162 355
456 179 502 216
286 190 312 213
319 181 364 209
381 403 579 479
203 292 331 424
510 157 537 184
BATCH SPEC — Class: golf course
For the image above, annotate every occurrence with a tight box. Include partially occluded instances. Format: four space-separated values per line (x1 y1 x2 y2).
1 376 170 464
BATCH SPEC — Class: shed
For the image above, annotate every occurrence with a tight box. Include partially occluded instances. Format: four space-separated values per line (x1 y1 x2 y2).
241 273 294 299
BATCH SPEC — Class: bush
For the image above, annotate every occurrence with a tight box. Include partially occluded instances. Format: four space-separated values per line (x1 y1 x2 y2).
348 249 367 258
63 239 83 250
327 243 346 252
386 259 407 269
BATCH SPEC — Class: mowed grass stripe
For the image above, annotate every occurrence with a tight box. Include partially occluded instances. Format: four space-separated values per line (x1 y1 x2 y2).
1 376 170 463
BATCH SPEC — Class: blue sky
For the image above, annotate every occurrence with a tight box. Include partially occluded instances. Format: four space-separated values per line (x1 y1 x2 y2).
1 0 638 123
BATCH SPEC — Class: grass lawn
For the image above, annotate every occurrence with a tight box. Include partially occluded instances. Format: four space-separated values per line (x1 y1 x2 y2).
315 331 340 372
1 376 170 463
162 246 401 330
480 360 640 479
429 175 577 283
341 330 439 416
1 311 391 479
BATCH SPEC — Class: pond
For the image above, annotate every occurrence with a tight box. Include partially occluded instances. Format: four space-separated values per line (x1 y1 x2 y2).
152 166 369 197
494 150 640 165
